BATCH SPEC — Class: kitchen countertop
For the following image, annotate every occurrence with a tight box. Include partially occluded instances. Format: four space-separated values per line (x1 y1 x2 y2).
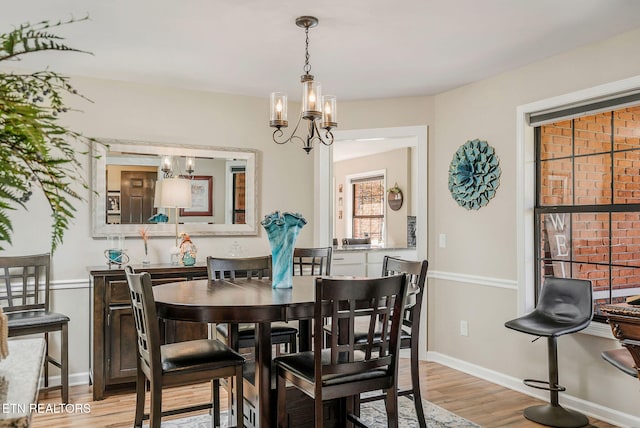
333 246 414 252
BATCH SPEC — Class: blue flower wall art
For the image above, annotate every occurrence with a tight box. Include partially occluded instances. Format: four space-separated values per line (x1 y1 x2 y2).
448 139 501 210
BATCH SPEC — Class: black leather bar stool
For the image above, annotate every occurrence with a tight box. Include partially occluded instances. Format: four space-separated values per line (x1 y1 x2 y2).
505 277 593 428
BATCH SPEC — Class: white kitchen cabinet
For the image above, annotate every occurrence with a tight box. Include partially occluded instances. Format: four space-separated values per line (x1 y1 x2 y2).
331 248 418 277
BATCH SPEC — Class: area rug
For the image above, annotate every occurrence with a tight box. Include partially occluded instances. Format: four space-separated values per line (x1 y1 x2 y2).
154 396 481 427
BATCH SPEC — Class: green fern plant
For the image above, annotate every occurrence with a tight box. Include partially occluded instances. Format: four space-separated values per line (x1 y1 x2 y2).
0 16 93 251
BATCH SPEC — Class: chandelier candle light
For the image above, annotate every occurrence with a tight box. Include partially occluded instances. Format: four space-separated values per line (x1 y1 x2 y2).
270 16 337 154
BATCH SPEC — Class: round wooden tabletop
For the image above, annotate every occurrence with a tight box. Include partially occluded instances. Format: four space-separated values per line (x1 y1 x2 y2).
153 275 318 323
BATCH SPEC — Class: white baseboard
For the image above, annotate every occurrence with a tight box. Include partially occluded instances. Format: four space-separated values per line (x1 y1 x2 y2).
39 371 90 390
426 351 640 428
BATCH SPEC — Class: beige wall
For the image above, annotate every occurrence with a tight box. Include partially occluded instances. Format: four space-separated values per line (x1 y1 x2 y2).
4 24 640 423
430 27 640 420
333 147 410 247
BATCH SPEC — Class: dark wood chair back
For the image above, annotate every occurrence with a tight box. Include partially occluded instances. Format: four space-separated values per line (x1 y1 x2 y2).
382 256 428 343
0 253 51 313
315 274 408 384
206 256 271 280
125 265 161 378
293 247 332 276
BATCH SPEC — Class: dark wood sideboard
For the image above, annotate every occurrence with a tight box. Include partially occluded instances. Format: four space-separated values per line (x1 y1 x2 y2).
601 303 640 378
89 264 209 401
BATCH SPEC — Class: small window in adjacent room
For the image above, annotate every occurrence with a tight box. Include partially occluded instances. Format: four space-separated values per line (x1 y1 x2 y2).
534 104 640 321
231 167 246 224
351 175 384 244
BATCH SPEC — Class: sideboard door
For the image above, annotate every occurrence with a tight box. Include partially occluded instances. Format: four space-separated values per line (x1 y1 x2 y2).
106 306 138 382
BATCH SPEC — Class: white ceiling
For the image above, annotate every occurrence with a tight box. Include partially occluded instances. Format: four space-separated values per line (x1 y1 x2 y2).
3 0 640 101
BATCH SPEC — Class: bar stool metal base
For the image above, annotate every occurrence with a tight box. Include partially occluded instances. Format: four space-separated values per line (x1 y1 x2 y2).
524 404 589 428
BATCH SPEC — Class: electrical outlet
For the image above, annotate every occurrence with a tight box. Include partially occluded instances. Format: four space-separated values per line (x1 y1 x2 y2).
439 233 446 248
460 320 469 336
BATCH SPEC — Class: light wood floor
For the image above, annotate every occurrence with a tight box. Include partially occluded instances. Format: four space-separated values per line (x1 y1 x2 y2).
32 359 619 428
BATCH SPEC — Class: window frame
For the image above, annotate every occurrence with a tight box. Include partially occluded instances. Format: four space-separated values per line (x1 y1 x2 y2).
517 77 640 338
344 170 387 244
534 107 640 323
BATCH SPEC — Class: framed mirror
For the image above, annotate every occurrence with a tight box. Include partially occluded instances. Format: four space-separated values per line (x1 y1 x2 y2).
91 139 258 237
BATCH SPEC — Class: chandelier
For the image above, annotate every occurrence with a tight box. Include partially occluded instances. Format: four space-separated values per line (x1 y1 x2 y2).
270 16 337 154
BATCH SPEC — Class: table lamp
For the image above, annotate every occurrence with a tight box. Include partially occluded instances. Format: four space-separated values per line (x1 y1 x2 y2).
154 178 192 263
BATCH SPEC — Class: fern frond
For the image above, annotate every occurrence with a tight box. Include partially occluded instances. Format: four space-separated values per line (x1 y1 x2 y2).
0 17 95 252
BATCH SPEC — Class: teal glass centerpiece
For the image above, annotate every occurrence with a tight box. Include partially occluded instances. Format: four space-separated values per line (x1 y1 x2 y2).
261 211 307 289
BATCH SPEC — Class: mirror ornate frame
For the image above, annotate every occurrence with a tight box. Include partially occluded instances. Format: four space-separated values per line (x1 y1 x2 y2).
91 139 259 237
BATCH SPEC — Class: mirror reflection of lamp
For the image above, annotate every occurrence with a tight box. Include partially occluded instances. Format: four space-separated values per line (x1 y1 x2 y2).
185 156 195 177
161 155 173 178
154 178 192 264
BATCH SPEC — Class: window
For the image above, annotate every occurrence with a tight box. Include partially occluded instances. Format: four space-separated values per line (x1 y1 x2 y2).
535 105 640 321
231 167 246 224
352 176 384 243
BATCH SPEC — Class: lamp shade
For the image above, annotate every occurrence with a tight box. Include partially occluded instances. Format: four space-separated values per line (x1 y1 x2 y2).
154 178 192 208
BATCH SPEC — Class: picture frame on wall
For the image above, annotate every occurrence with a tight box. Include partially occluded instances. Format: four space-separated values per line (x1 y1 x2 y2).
107 191 121 214
180 175 213 216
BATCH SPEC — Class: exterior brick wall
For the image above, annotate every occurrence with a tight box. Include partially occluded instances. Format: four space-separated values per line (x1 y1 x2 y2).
538 106 640 310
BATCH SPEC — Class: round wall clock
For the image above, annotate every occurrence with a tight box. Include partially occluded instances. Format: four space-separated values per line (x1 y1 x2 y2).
448 139 501 210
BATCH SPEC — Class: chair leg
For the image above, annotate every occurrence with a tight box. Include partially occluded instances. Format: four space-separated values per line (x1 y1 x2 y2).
61 323 69 404
410 338 426 428
353 392 361 419
276 369 287 428
384 386 399 428
212 379 220 427
314 394 324 428
235 368 244 428
149 379 162 428
44 332 49 388
134 369 145 428
523 337 589 428
289 333 297 353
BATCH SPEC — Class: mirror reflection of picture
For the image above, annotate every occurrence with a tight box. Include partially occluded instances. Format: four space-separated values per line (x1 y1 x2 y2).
107 191 120 214
180 176 213 217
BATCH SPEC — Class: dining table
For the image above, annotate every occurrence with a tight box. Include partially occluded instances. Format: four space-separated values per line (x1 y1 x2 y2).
153 275 318 428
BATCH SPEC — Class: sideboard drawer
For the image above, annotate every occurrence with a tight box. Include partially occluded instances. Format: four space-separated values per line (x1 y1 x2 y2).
107 280 130 305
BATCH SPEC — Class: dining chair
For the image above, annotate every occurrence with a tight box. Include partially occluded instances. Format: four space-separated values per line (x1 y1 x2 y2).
125 266 245 428
274 274 409 428
293 247 332 276
356 256 429 427
505 277 593 428
280 247 334 356
208 256 298 353
0 253 69 403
